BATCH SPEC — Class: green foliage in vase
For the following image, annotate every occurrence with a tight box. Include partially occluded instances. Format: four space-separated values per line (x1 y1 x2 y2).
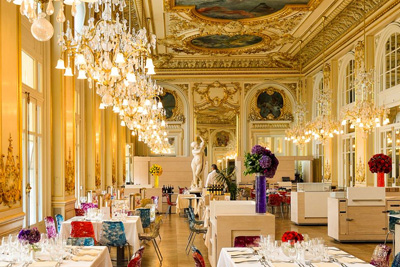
215 166 238 200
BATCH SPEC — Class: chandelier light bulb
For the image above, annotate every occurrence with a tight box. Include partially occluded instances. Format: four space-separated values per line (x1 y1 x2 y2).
77 70 87 79
375 118 380 122
161 120 165 127
121 121 126 127
122 99 129 106
64 67 73 76
110 67 119 77
55 59 65 69
146 66 156 75
356 118 361 123
158 102 163 109
144 99 151 106
350 124 355 129
76 54 86 65
126 73 136 83
99 103 105 109
132 131 136 136
115 53 125 64
145 58 154 69
341 120 347 125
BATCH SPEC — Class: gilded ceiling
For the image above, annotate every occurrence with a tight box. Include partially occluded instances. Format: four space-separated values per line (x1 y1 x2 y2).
143 0 396 72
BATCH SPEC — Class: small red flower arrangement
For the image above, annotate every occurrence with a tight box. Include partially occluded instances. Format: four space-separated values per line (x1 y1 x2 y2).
281 231 304 243
368 154 392 173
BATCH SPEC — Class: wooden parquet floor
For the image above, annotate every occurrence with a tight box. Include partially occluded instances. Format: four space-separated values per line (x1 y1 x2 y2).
130 213 392 267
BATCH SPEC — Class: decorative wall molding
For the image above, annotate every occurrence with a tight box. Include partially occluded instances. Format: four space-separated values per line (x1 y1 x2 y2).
250 122 291 129
174 84 189 97
112 159 116 186
95 155 101 189
0 135 21 210
244 83 258 97
65 148 75 194
163 89 186 123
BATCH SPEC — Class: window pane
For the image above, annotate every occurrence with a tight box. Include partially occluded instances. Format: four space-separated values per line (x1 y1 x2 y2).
22 52 35 89
28 134 36 225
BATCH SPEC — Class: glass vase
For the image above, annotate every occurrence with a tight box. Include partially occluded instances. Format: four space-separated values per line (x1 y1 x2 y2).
154 175 159 188
255 173 267 213
377 172 385 187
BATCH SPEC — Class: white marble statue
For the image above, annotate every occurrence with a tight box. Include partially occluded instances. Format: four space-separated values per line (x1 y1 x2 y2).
191 136 205 189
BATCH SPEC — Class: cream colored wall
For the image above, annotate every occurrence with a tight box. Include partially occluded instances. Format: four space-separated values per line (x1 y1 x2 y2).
133 157 193 189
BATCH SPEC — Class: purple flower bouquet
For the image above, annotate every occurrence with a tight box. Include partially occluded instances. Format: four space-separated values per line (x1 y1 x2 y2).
244 145 279 178
18 227 41 245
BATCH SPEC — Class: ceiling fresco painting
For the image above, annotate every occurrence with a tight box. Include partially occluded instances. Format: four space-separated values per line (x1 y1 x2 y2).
191 34 263 49
174 0 310 20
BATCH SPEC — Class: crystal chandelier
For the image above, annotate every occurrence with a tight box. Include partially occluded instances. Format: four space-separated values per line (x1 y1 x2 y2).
6 0 78 41
308 70 342 142
308 17 342 143
341 0 388 133
56 0 168 153
285 40 312 147
285 101 312 147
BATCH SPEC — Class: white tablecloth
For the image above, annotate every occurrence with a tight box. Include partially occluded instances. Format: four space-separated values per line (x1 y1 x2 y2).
60 216 143 252
176 194 198 213
0 246 112 267
217 247 373 267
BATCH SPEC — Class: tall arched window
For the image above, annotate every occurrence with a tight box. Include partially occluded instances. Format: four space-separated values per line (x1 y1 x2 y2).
380 32 400 91
344 60 355 105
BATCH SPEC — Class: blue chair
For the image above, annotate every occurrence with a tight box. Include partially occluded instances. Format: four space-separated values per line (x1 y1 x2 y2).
55 214 64 233
135 208 151 228
392 252 400 267
67 237 95 246
99 221 131 265
385 210 400 252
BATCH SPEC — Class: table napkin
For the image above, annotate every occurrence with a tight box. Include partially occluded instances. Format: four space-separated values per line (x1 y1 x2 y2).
72 255 95 261
30 261 58 267
77 249 100 256
228 251 255 256
0 262 10 267
271 263 297 267
232 257 259 263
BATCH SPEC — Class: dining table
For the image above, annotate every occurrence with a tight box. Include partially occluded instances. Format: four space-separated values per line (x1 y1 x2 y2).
176 194 198 214
217 246 374 267
60 215 143 253
0 246 112 267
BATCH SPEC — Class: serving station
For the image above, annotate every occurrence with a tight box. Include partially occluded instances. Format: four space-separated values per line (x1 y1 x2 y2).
291 183 331 225
328 187 400 242
205 200 275 267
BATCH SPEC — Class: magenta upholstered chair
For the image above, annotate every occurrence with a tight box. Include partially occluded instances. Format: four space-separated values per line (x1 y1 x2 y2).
233 236 260 248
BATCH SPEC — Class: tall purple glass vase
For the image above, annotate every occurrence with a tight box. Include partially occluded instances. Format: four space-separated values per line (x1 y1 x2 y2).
255 173 267 213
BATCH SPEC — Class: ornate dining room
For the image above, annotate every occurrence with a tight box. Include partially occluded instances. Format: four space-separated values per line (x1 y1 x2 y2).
2 0 400 266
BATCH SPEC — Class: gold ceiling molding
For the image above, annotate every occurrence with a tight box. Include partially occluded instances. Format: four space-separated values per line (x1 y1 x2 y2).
0 135 21 210
248 87 293 122
155 53 298 70
162 89 185 122
65 148 75 194
164 0 322 23
160 12 302 55
298 0 389 66
95 155 101 189
251 122 291 129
